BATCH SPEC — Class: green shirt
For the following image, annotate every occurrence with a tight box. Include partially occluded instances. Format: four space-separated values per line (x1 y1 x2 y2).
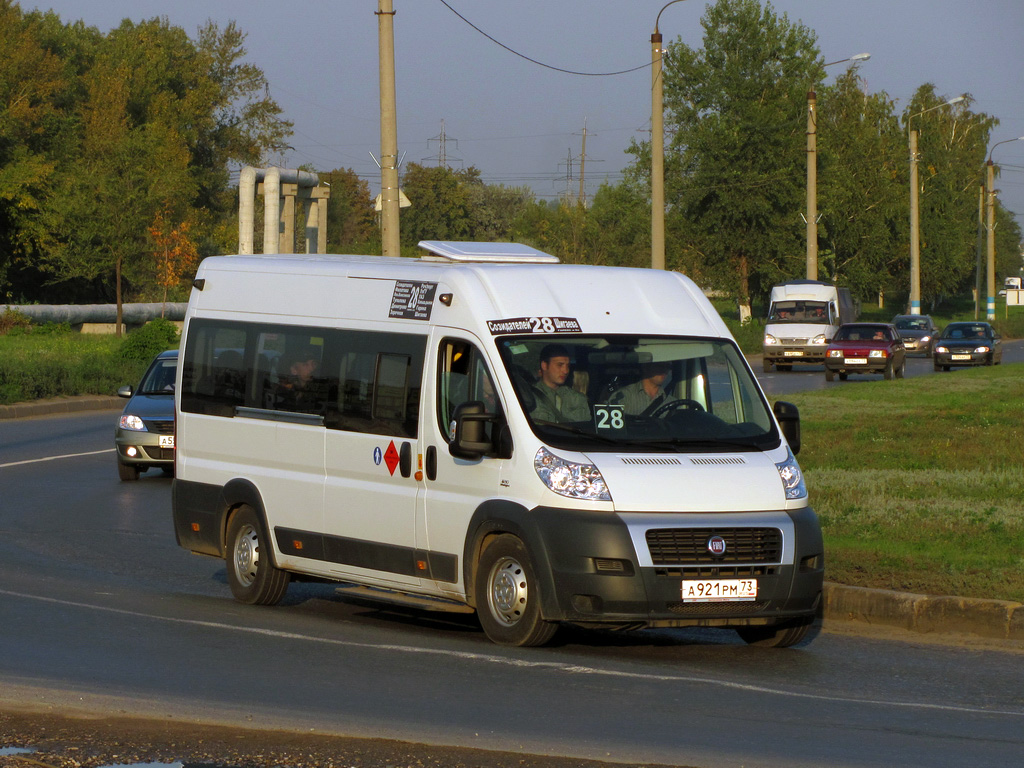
531 383 590 423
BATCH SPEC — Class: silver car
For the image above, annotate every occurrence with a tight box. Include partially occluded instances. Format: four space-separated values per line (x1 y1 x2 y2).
891 314 939 356
115 349 177 481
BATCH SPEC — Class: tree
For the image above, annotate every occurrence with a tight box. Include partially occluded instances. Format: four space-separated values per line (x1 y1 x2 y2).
321 167 376 252
816 70 904 302
149 205 198 313
642 0 823 316
0 1 67 295
399 163 472 247
906 86 996 305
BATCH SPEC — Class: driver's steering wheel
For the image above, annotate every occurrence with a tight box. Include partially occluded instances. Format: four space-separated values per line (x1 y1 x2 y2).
651 398 705 418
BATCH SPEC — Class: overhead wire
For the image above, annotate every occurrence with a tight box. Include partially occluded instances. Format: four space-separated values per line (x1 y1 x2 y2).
435 0 650 77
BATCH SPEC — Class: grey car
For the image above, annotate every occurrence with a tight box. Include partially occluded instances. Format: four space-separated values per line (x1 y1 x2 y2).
891 314 939 356
115 349 177 481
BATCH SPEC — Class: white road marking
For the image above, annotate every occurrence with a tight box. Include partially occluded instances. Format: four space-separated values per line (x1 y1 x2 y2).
2 587 1022 719
0 448 115 469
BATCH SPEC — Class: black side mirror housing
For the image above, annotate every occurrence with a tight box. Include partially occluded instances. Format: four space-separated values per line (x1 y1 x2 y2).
449 401 493 459
773 400 801 455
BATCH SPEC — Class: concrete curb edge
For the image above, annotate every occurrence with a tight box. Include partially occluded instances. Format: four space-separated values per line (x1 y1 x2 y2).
824 582 1024 643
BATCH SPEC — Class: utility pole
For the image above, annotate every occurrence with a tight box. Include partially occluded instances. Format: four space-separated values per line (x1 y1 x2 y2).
377 0 400 258
986 160 996 321
578 118 588 205
806 89 818 280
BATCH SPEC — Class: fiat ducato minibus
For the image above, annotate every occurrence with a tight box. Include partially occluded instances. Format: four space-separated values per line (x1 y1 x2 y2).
172 241 822 647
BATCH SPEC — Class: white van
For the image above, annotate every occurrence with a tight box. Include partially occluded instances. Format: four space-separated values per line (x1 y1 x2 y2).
172 241 823 648
762 280 857 372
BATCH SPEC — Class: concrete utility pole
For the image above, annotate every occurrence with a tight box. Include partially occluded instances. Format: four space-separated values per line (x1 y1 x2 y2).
907 95 965 315
985 137 1024 321
805 53 869 281
805 88 818 281
650 0 690 270
986 160 997 321
377 0 400 258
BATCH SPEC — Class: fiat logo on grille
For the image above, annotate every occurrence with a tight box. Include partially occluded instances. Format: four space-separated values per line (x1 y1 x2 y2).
707 535 727 557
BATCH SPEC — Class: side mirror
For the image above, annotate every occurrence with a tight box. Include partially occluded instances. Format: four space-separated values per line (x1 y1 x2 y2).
118 385 133 398
773 400 801 455
449 401 492 460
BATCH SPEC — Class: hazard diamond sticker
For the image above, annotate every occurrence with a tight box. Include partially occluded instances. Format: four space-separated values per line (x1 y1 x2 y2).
383 440 400 476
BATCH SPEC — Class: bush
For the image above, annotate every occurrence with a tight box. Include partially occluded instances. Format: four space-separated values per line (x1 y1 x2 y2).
0 308 31 336
119 318 180 363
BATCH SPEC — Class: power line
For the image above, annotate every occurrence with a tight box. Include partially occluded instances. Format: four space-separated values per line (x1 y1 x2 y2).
435 0 649 77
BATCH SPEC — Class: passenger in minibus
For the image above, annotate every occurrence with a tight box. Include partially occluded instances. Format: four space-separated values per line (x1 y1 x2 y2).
530 344 590 423
276 346 323 412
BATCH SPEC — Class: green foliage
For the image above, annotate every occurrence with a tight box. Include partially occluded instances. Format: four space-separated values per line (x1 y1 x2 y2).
0 308 31 335
118 318 179 363
0 332 147 403
1 5 290 304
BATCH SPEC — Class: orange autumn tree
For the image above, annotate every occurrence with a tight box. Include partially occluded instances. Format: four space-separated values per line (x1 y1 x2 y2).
149 206 199 316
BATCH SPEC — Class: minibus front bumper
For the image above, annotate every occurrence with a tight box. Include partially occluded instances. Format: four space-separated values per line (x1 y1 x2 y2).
528 505 823 629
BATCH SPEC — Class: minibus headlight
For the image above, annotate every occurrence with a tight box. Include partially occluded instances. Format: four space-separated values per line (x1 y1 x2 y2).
119 414 146 431
775 449 807 500
534 447 611 501
810 334 827 345
763 334 778 345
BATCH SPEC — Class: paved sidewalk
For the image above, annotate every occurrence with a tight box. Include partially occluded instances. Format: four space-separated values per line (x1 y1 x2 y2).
2 395 1021 647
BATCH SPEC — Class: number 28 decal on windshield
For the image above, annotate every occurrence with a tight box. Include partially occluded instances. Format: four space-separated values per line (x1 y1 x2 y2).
593 404 625 433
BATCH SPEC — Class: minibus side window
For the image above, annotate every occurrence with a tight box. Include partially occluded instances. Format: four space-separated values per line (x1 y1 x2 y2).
438 339 499 444
180 320 249 417
326 330 425 438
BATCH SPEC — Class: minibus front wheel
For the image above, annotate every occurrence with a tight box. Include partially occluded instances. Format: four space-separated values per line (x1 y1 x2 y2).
475 535 557 647
226 505 290 606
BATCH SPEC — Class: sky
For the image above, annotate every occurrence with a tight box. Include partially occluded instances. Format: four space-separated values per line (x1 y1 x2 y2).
26 0 1024 225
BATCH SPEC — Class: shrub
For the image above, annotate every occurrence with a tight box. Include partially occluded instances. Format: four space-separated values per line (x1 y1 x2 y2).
0 308 31 336
119 318 180 363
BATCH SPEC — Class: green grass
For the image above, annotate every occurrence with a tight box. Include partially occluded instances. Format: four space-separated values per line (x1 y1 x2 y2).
0 320 179 404
787 364 1024 603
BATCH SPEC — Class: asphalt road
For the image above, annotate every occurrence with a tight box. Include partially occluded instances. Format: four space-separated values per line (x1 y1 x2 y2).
755 338 1024 397
1 407 1023 768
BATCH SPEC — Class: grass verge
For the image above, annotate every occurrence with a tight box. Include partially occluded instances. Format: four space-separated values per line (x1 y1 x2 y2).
787 363 1024 603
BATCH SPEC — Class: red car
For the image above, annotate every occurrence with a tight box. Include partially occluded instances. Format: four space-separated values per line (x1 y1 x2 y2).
824 323 906 381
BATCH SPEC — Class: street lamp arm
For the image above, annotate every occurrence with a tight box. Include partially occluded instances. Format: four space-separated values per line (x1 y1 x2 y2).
908 94 967 131
824 52 870 67
655 0 689 34
987 136 1024 165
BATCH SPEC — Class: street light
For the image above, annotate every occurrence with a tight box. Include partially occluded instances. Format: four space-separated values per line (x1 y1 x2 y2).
907 94 966 314
805 53 870 281
651 0 690 270
985 136 1024 320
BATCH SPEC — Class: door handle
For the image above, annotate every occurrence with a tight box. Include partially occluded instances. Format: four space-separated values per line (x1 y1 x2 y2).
399 441 412 478
425 445 437 481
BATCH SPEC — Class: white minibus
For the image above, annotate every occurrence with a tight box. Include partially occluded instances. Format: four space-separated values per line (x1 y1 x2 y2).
172 241 822 647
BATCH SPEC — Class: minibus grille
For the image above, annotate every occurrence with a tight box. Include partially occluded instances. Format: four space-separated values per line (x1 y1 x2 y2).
645 527 782 565
667 600 769 616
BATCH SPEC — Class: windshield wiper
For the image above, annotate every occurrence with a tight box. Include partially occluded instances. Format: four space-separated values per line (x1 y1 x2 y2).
533 421 621 444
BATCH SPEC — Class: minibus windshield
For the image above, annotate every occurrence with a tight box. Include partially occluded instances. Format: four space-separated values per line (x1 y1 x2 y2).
498 335 778 452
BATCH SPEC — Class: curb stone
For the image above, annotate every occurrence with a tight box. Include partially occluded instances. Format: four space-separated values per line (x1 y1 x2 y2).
0 395 123 420
2 397 1020 647
824 582 1023 644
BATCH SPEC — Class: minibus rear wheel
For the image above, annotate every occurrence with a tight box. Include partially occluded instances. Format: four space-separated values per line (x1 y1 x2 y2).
475 535 557 647
226 505 290 605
